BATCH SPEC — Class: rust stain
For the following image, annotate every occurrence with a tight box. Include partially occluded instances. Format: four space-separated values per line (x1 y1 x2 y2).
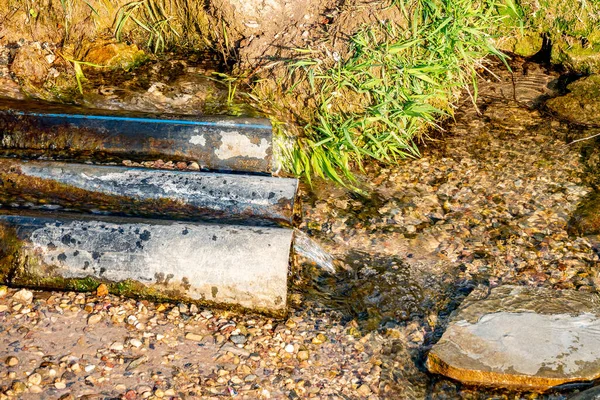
426 352 595 391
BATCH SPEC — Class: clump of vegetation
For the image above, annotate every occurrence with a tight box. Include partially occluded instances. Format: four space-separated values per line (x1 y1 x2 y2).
496 0 600 72
257 0 507 185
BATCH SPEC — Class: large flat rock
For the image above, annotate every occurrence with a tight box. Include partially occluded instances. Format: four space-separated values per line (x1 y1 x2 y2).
0 212 292 313
427 285 600 391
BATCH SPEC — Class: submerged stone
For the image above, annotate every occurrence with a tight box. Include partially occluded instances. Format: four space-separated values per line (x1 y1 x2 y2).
427 285 600 391
569 192 600 236
546 75 600 126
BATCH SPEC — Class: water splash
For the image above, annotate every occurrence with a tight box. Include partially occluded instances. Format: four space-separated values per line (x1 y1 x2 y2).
293 229 336 273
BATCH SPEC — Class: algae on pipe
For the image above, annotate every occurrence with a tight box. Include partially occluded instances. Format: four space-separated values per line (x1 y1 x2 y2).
0 159 298 225
0 212 292 313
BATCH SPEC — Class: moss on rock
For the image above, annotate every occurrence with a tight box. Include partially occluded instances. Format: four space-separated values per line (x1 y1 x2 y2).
546 75 600 125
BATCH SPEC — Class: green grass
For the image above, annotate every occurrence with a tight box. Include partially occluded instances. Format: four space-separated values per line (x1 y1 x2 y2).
276 0 507 186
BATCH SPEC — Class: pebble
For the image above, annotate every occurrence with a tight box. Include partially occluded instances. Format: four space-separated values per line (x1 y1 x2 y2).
95 283 109 297
127 355 148 371
284 344 295 353
357 384 372 396
109 342 124 351
297 350 309 361
5 356 18 367
12 289 33 303
29 385 42 393
27 372 42 385
55 381 67 389
87 314 102 324
129 338 142 348
185 332 203 341
0 285 7 297
230 334 247 345
11 381 26 393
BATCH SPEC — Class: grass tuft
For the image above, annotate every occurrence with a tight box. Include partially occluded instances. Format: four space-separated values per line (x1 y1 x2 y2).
274 0 508 186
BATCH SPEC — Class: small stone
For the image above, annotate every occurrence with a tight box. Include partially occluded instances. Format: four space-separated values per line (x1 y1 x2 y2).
188 162 200 171
357 385 372 396
127 355 148 371
55 381 67 389
312 333 327 345
129 338 142 348
109 342 124 351
11 381 26 393
297 350 309 361
13 289 33 303
27 373 42 385
88 314 102 325
176 162 188 170
0 285 7 297
185 332 203 341
0 305 8 312
84 365 96 373
244 374 257 382
95 284 109 297
5 356 18 367
284 344 295 353
230 334 247 345
29 385 43 394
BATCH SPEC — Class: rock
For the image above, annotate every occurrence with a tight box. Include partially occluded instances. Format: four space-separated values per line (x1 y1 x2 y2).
185 332 204 341
5 356 18 366
230 334 247 345
569 192 600 236
546 75 600 125
311 333 327 345
427 285 600 390
0 285 7 297
12 289 33 303
83 41 147 70
127 355 148 371
109 342 124 351
284 344 295 353
88 314 102 325
10 381 26 394
297 350 309 361
95 283 109 297
55 381 67 389
356 384 372 397
10 43 50 84
27 372 42 385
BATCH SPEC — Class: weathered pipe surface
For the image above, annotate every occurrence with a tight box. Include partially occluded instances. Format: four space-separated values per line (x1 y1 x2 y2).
0 212 291 312
0 98 273 173
0 159 297 225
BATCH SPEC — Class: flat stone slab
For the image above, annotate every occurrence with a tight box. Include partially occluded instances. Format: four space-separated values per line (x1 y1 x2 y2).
427 285 600 391
0 98 273 173
0 212 292 313
0 159 297 225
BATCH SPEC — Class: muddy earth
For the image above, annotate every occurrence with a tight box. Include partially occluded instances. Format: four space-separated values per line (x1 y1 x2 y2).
0 53 598 400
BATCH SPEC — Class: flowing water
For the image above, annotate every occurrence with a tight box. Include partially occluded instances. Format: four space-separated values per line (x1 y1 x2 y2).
289 60 600 398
